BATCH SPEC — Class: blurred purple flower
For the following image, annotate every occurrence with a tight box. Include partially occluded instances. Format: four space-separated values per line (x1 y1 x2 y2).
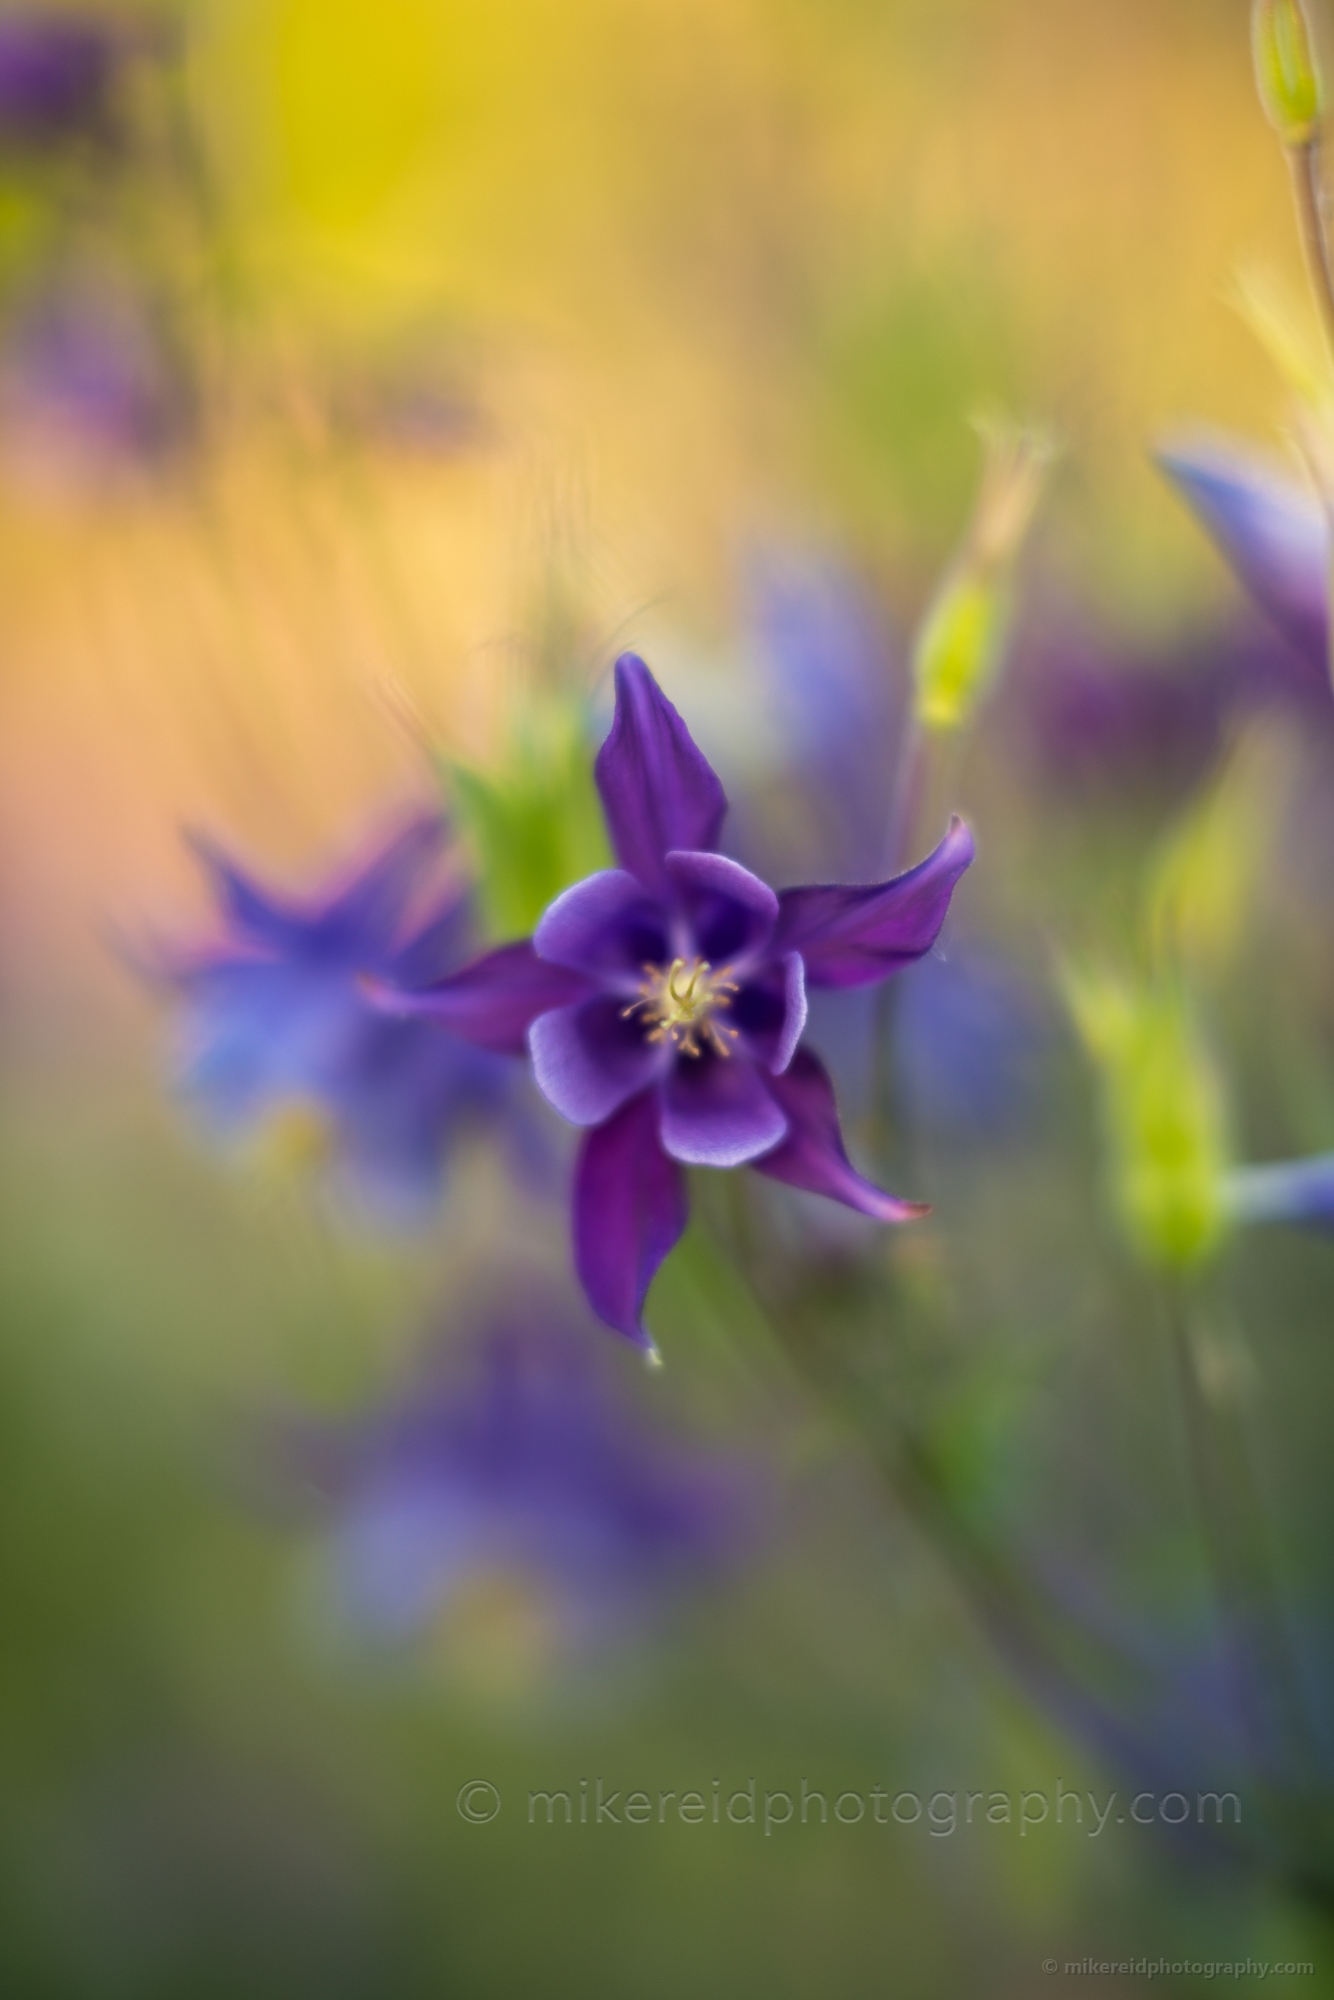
744 552 899 880
1011 610 1331 802
1027 1558 1332 1834
1226 1153 1334 1230
0 13 134 145
377 655 974 1346
1158 434 1330 684
291 1305 758 1654
0 278 186 474
894 944 1048 1140
157 815 521 1221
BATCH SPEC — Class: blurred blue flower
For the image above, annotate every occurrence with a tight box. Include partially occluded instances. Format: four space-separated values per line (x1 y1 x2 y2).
894 944 1048 1140
290 1303 760 1659
1226 1153 1334 1230
744 552 899 880
1158 434 1331 685
1026 1558 1333 1856
158 814 521 1221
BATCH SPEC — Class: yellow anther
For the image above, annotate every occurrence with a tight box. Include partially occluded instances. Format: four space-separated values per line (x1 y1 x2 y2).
621 956 740 1058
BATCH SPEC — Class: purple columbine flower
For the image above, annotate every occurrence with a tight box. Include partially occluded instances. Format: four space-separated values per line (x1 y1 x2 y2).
376 655 974 1346
1157 433 1331 684
1225 1153 1334 1230
285 1304 758 1658
154 815 518 1221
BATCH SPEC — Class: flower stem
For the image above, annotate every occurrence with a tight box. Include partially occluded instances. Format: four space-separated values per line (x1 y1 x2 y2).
1163 1280 1328 1861
1288 141 1334 363
885 715 926 878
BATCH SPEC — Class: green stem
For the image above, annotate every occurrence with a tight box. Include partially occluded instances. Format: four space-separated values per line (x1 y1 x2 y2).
1163 1281 1327 1858
1289 141 1334 364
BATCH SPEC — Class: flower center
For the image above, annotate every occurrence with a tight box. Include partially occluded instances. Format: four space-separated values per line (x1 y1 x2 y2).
622 956 740 1059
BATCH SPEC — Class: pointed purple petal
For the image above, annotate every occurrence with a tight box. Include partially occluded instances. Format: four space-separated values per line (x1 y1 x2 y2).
574 1091 688 1347
725 954 807 1074
529 995 671 1125
594 654 728 894
772 952 807 1073
659 1053 788 1167
367 942 593 1054
663 849 778 963
774 817 975 989
189 814 445 957
752 1047 927 1222
534 868 669 983
187 833 307 949
311 815 445 953
1157 436 1330 678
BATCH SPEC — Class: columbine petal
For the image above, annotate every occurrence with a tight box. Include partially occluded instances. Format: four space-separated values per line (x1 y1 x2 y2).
751 1047 928 1222
308 816 446 955
368 941 593 1054
534 868 669 984
1157 436 1330 678
663 849 779 964
773 817 975 989
530 996 671 1126
1225 1153 1334 1228
574 1091 688 1347
727 954 806 1074
659 1053 788 1167
185 834 309 950
187 814 444 958
595 653 728 894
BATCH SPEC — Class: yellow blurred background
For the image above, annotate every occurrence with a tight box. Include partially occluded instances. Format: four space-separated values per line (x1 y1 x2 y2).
0 0 1310 992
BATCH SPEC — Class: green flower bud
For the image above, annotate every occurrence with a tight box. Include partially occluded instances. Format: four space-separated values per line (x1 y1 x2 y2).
911 416 1054 734
1065 966 1231 1273
1253 0 1324 147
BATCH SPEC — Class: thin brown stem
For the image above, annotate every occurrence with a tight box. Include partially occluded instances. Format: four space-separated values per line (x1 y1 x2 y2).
1288 141 1334 363
1163 1284 1327 1855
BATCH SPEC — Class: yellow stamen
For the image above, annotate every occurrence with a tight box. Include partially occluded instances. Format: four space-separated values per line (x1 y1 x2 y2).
621 956 740 1058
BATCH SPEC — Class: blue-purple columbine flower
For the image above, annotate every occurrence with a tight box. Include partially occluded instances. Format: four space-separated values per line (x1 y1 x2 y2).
287 1304 758 1658
155 815 517 1221
1157 433 1331 685
0 13 135 146
1225 1153 1334 1231
376 655 974 1346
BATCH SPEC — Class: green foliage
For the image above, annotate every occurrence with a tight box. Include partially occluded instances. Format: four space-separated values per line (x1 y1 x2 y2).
445 699 612 942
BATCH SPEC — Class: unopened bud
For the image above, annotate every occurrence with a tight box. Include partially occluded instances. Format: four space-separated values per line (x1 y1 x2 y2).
1064 965 1230 1273
912 417 1054 733
1253 0 1324 147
